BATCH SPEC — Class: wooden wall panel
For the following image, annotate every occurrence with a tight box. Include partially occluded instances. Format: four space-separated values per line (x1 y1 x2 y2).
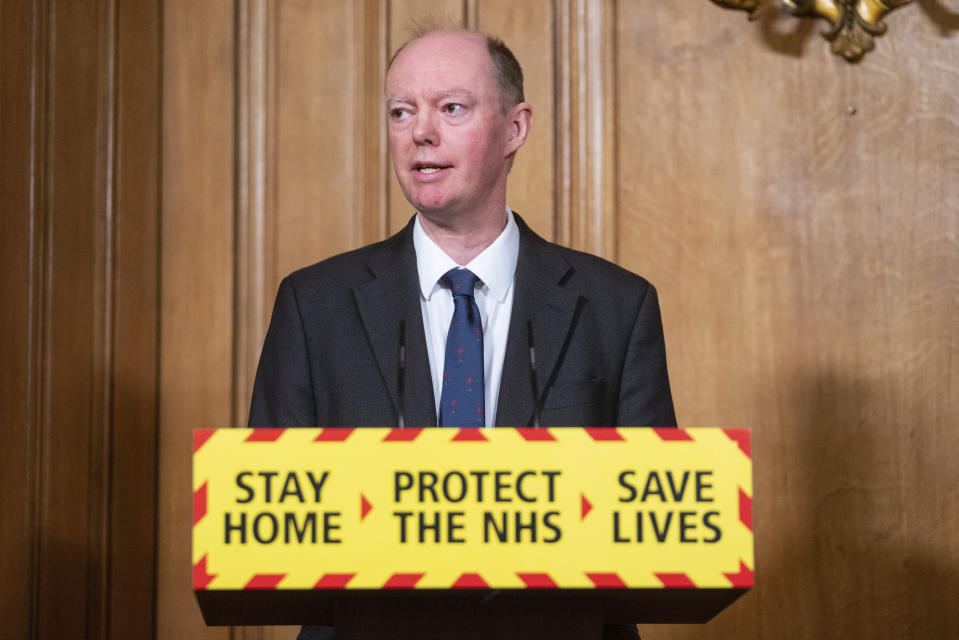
477 0 556 241
0 1 44 637
273 0 360 278
158 0 235 639
237 0 390 417
354 0 390 248
617 5 959 640
553 0 616 255
234 0 276 425
1 1 161 639
37 2 111 633
110 1 161 637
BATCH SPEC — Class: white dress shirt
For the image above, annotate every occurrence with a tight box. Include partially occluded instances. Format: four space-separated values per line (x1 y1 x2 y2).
412 209 520 428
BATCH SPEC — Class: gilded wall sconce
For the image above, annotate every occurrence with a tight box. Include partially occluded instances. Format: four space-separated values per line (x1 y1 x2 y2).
710 0 915 62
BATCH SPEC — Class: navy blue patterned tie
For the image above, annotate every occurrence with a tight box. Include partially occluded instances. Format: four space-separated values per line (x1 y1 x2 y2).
439 268 485 427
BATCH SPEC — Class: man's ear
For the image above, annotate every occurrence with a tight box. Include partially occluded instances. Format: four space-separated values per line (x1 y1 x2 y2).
504 102 533 158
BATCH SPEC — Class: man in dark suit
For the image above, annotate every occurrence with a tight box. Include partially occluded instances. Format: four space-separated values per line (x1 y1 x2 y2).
249 212 675 431
250 27 675 640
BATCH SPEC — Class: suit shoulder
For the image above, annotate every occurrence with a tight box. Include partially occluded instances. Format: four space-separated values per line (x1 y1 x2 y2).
515 213 655 295
547 242 656 295
284 229 408 290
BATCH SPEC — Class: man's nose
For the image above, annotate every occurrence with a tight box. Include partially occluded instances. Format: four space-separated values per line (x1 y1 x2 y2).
412 111 438 146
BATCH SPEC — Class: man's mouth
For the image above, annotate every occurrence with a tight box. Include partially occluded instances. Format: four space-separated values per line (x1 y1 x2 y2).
415 164 451 174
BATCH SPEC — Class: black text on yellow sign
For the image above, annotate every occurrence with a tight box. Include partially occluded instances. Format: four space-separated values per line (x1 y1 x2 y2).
193 427 753 590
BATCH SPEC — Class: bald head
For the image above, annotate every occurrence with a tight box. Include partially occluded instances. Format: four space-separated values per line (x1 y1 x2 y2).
389 28 525 113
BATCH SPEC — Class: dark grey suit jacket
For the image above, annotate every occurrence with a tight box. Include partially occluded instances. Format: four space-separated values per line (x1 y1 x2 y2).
248 214 677 639
250 214 675 430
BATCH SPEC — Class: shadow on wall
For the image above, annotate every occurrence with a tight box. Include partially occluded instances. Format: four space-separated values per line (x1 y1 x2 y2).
758 7 818 58
764 369 959 638
918 0 959 32
637 367 957 640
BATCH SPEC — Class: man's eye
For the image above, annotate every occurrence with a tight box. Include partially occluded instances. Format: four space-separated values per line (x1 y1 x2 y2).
390 108 409 120
443 103 463 115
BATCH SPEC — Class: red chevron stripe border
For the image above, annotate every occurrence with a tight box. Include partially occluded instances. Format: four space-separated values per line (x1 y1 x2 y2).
193 481 207 526
192 555 216 589
655 572 697 588
245 574 286 589
452 428 489 441
194 429 215 453
586 572 627 588
653 428 693 442
245 429 285 442
383 428 424 442
584 428 624 441
739 488 753 531
724 560 754 588
383 573 424 588
314 428 354 442
452 573 489 588
314 573 355 589
517 572 558 588
723 428 751 458
515 428 556 442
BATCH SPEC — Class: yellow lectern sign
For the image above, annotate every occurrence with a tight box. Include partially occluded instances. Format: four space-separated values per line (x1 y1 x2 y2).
193 428 752 592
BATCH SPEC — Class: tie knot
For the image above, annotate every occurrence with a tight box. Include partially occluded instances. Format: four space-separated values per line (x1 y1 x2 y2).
441 268 480 298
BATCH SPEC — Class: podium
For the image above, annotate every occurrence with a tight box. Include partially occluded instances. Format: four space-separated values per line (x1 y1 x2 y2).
193 427 753 638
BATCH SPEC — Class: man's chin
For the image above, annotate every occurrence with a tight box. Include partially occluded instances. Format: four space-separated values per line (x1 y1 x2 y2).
400 184 450 213
411 198 458 219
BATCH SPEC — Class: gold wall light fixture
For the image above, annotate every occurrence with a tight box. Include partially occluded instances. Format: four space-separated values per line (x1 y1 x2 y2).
710 0 915 62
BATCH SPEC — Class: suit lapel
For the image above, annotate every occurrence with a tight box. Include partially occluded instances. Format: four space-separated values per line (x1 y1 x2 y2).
352 222 436 428
351 214 580 429
495 217 581 427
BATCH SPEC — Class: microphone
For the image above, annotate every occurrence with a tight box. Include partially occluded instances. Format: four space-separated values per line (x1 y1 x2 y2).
527 322 543 428
397 320 406 429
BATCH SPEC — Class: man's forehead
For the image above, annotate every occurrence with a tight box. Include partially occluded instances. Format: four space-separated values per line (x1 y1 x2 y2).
386 87 479 105
387 31 491 79
385 30 501 105
397 29 487 59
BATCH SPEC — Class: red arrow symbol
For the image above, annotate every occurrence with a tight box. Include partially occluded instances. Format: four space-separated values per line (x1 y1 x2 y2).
581 493 593 520
360 493 373 521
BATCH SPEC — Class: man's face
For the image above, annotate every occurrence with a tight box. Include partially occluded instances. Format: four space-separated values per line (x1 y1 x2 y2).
386 31 525 222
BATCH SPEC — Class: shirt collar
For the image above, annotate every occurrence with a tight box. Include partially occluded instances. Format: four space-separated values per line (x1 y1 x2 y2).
413 208 520 303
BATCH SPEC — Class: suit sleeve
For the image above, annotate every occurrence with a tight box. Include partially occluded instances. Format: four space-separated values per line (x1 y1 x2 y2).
616 283 677 427
248 276 317 428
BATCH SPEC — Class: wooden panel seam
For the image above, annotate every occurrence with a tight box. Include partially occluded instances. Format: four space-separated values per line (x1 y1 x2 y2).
553 0 615 257
28 0 50 637
109 0 163 637
88 0 119 637
234 0 273 431
356 0 389 246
